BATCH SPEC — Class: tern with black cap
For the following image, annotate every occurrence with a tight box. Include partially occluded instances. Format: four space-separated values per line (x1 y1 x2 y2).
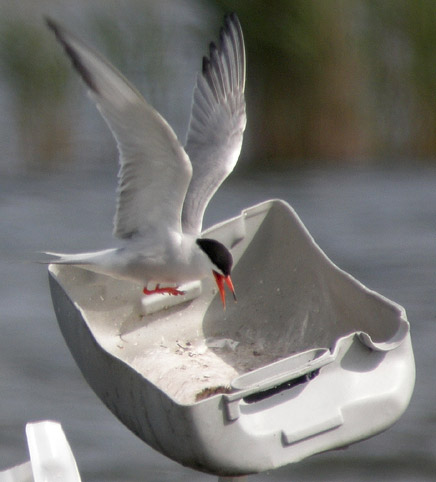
44 14 245 309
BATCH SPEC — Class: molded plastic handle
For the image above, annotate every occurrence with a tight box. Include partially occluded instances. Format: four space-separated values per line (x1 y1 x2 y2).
224 348 334 421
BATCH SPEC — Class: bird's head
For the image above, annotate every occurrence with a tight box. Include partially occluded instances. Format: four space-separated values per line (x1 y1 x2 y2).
196 238 237 309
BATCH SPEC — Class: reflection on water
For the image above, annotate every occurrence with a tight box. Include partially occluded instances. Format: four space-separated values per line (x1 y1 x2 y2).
0 166 435 480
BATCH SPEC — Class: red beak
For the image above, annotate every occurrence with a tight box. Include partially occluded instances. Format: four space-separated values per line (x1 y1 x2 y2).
213 271 237 309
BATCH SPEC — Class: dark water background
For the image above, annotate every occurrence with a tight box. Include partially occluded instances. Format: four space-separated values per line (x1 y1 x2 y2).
0 166 435 481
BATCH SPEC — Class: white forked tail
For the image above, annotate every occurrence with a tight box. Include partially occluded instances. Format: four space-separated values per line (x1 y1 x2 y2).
43 248 116 265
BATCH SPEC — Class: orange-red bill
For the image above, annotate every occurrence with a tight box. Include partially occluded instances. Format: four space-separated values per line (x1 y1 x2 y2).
213 271 237 309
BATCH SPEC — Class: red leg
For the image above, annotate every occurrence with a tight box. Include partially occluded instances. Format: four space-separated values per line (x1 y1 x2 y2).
143 284 186 296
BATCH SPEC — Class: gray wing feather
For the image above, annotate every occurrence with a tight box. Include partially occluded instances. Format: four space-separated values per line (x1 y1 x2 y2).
182 13 246 234
47 18 192 240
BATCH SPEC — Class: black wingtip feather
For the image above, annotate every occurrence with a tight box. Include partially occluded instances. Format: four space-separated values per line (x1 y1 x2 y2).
209 41 218 58
199 12 244 89
224 12 240 33
45 17 99 95
202 56 210 75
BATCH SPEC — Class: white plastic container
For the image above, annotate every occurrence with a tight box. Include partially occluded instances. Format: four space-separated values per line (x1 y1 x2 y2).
48 200 415 477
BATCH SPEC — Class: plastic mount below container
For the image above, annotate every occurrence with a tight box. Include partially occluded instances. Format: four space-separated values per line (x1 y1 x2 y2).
48 199 415 477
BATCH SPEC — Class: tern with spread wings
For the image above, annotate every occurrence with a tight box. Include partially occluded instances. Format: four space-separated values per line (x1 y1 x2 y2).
45 14 246 308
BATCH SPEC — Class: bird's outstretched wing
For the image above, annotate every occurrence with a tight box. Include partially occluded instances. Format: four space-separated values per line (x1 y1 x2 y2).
182 13 246 234
46 18 192 240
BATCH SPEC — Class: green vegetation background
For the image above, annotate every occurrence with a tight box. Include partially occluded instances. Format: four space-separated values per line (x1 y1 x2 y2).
1 0 436 171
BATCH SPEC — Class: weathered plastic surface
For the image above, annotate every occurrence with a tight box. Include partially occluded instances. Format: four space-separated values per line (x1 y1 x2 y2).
48 200 415 476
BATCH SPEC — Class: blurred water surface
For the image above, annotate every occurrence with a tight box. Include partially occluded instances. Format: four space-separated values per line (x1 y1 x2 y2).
0 165 435 481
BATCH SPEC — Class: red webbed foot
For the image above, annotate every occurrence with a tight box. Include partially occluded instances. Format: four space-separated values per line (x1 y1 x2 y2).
143 284 186 296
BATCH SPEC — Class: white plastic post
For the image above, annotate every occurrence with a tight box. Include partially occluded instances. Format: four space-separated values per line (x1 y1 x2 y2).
26 421 81 482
